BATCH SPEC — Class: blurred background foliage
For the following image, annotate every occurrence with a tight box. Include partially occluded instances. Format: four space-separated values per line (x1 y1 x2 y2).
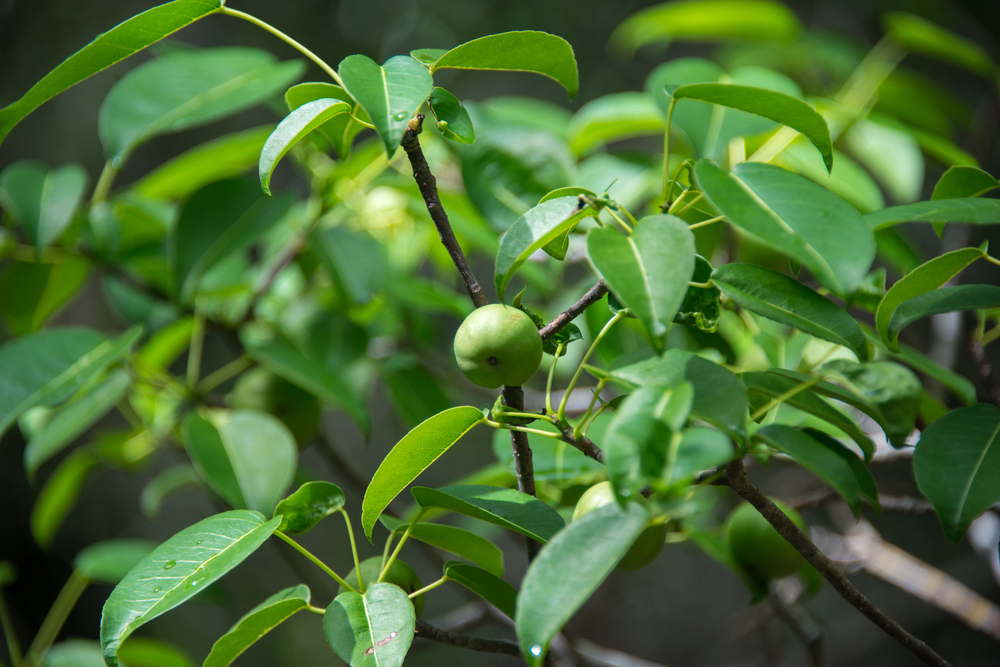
1 0 999 665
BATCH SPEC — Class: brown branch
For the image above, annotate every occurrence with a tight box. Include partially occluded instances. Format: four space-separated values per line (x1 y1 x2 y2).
401 115 489 308
768 592 824 667
784 488 935 515
726 460 952 667
503 384 541 560
555 421 604 463
414 619 523 659
970 333 1000 408
540 281 608 340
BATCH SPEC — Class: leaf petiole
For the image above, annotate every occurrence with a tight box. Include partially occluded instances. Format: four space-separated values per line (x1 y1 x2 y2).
339 509 363 592
558 310 626 423
408 575 448 600
379 510 425 583
274 530 356 592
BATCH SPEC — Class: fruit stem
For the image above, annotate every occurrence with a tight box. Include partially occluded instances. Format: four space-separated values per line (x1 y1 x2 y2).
558 310 626 423
197 355 252 394
379 510 425 583
339 509 364 593
574 378 607 441
408 576 448 600
274 530 356 592
545 344 564 415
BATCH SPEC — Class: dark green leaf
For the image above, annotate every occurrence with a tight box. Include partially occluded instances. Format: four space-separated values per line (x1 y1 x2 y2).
0 257 91 335
31 449 98 550
100 511 280 666
603 387 674 499
203 585 310 667
259 99 350 195
864 199 1000 232
890 284 1000 343
0 161 88 249
75 539 157 585
382 517 504 578
862 328 976 406
443 561 516 618
567 93 663 155
411 485 565 544
383 362 454 428
428 87 475 144
310 225 389 305
884 12 998 78
274 481 345 535
932 166 999 201
819 360 922 449
323 583 415 667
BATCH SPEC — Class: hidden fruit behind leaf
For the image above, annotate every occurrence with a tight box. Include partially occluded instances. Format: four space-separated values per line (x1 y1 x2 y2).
725 500 807 581
339 556 424 617
573 481 668 572
230 368 322 449
453 304 543 388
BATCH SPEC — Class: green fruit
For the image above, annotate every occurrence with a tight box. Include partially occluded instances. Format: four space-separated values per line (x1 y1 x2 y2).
339 556 424 617
572 481 667 572
725 500 807 581
453 304 543 388
230 368 322 449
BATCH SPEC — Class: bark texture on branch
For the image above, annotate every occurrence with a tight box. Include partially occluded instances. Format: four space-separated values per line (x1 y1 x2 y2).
503 384 541 560
540 280 608 340
414 619 520 657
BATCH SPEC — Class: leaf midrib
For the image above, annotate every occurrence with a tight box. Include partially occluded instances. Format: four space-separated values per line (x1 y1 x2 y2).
952 416 1000 528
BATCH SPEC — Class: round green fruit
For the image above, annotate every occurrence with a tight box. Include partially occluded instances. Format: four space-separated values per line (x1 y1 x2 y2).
339 556 424 617
725 500 807 581
453 304 543 389
572 481 667 572
230 368 322 449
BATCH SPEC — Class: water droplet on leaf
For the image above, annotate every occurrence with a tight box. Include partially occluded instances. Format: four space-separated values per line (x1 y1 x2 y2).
530 645 543 656
163 560 176 570
393 112 407 121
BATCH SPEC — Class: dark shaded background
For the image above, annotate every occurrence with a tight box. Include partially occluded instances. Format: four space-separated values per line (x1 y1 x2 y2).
1 0 1000 665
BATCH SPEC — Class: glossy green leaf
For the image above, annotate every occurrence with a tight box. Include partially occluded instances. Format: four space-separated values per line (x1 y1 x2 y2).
323 583 415 667
411 485 565 544
587 214 696 349
239 325 370 436
0 0 223 148
338 55 432 155
742 371 874 460
410 48 448 65
116 637 193 667
695 161 875 297
0 326 137 437
875 246 984 350
133 126 273 200
100 511 280 666
884 12 998 78
842 116 923 204
31 449 98 550
567 93 663 155
932 165 999 200
607 349 747 435
495 196 596 301
0 257 91 336
183 410 297 515
381 518 504 578
203 585 310 667
516 502 648 666
603 386 674 498
819 360 922 448
99 47 303 161
712 263 868 361
141 464 200 519
667 427 735 486
611 0 800 55
864 198 1000 232
431 31 578 99
361 407 483 541
862 328 976 406
75 539 157 585
24 368 131 479
756 425 874 516
443 561 516 618
777 142 884 213
285 82 367 158
890 285 1000 343
669 83 832 171
274 481 345 535
428 87 475 144
915 404 1000 543
259 99 350 195
0 161 88 249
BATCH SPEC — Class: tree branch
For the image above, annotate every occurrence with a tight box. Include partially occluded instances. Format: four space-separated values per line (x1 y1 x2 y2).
784 488 935 515
726 460 952 667
768 591 824 667
414 619 525 659
970 333 1000 408
540 281 608 340
503 384 541 560
401 115 489 308
554 421 604 463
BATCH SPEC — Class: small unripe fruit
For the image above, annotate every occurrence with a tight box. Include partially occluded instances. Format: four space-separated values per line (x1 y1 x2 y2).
453 304 543 388
339 556 424 617
230 368 322 449
725 500 806 581
572 481 667 572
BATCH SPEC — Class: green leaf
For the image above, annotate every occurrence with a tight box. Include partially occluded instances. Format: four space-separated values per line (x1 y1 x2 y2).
183 410 297 515
776 142 884 213
383 362 453 428
667 426 735 486
741 371 874 461
411 485 565 544
516 502 648 666
338 55 432 155
842 116 923 204
100 510 280 666
361 407 484 541
44 640 109 667
132 126 273 201
443 561 517 618
431 32 578 99
410 49 448 65
915 404 1000 543
819 360 922 448
695 161 875 297
0 161 88 249
875 246 984 350
136 317 194 371
274 481 345 535
285 82 368 158
259 99 351 195
668 83 832 171
239 325 370 436
495 196 596 302
0 257 91 336
75 539 157 585
932 166 999 201
884 12 998 78
382 518 504 578
610 0 800 55
890 285 1000 343
115 637 193 667
323 583 415 667
310 225 389 305
764 368 890 437
203 585 310 667
587 214 696 350
864 198 1000 232
173 180 292 302
99 47 303 161
0 326 138 437
755 425 873 517
428 87 475 144
712 263 868 361
141 464 200 519
603 387 674 498
24 369 131 479
31 449 98 550
567 93 663 156
0 0 223 149
673 255 721 333
862 328 976 406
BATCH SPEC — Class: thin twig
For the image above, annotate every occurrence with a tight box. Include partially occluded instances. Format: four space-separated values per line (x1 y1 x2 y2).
555 421 604 463
768 592 824 667
784 488 935 515
540 281 608 340
401 116 488 308
414 619 520 658
725 460 952 667
970 333 1000 408
503 384 541 561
